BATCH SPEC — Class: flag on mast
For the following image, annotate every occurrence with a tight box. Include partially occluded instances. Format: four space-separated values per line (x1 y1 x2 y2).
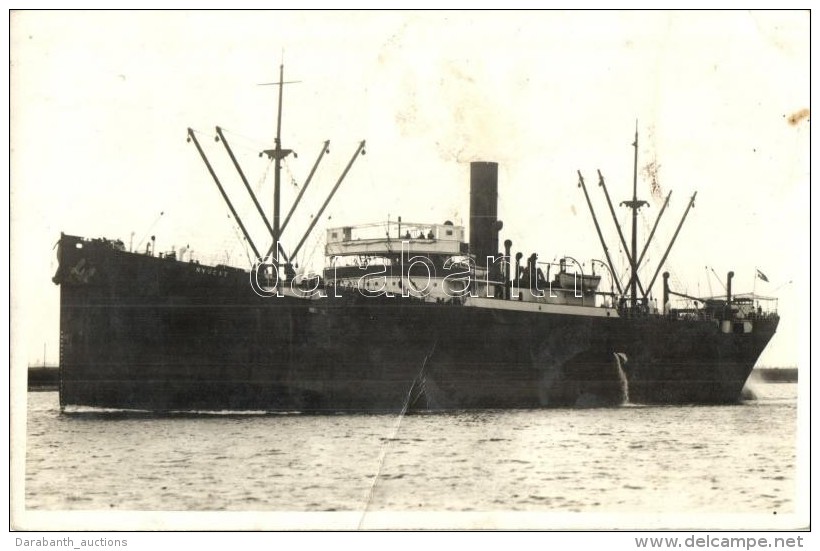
756 269 769 282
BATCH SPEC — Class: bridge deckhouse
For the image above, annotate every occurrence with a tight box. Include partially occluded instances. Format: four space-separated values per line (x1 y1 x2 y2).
323 220 468 299
325 220 466 259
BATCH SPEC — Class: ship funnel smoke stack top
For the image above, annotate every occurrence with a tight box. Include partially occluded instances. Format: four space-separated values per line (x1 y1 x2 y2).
469 162 502 270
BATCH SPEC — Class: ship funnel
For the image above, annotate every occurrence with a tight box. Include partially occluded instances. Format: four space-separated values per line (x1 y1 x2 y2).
727 271 734 304
470 162 501 270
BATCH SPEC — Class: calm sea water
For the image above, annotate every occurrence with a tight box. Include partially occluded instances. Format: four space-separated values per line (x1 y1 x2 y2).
24 383 797 516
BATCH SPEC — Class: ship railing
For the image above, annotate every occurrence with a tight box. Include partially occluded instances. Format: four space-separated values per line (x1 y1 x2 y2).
326 220 465 244
478 278 507 298
749 296 779 316
662 307 776 323
592 291 618 309
669 308 713 321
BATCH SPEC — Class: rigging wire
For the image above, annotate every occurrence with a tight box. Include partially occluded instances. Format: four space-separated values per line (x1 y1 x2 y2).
303 229 325 271
616 207 631 286
218 127 275 265
136 211 165 251
282 155 300 191
217 126 271 153
257 156 273 193
224 214 251 267
705 266 714 297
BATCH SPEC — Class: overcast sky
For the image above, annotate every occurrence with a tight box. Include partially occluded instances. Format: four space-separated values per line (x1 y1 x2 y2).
10 11 808 368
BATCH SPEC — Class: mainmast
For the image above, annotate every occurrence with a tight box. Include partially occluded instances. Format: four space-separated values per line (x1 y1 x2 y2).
578 124 697 312
621 122 648 308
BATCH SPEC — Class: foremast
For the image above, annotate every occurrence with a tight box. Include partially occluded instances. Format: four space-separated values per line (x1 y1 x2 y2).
188 64 365 285
260 63 296 268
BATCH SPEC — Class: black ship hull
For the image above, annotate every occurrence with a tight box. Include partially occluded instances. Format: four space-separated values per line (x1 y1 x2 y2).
54 235 779 412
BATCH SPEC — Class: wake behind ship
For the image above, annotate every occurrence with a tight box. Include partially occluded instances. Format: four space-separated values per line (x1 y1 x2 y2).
52 67 779 413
